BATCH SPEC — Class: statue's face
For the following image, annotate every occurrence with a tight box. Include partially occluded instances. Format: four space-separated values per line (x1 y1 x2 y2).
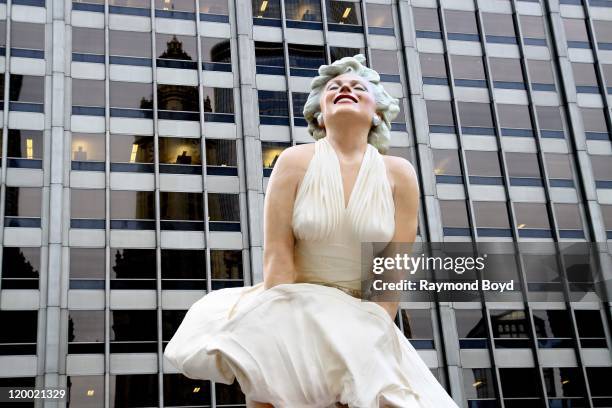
319 72 378 127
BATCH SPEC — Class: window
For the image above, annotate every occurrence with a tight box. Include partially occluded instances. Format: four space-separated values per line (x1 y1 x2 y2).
532 309 573 347
109 81 153 118
456 310 487 348
211 250 244 289
451 55 485 87
68 311 104 353
588 367 612 406
330 47 364 63
432 149 461 182
602 204 612 232
327 1 362 30
591 155 612 182
215 381 246 405
505 152 542 184
203 87 234 121
262 141 290 175
72 79 105 116
514 202 551 236
159 137 202 170
1 247 40 289
199 0 228 15
544 368 587 406
10 75 44 110
110 190 156 229
499 368 543 406
208 193 240 231
420 53 447 84
401 309 434 349
109 30 152 60
545 153 574 186
581 107 609 139
201 37 231 71
110 375 158 407
163 374 211 406
72 27 104 61
520 15 546 45
110 311 157 352
536 106 565 138
157 85 199 121
473 201 511 235
156 34 197 69
574 310 607 347
444 10 479 40
497 104 533 136
11 22 44 56
490 309 530 347
555 204 584 235
70 248 105 289
483 13 516 41
285 0 321 23
490 58 525 88
0 21 5 49
5 130 43 165
68 376 104 407
0 311 37 355
255 41 285 75
110 135 155 173
370 49 400 81
111 248 156 289
72 133 105 168
439 200 470 236
563 18 590 47
288 44 325 76
110 0 150 9
71 189 105 228
465 150 502 184
367 3 393 35
252 0 280 19
593 20 612 45
5 187 42 226
572 63 599 93
464 368 497 403
458 102 494 134
524 253 563 295
206 139 237 175
258 90 289 125
161 249 206 289
154 0 194 13
160 192 204 228
426 100 455 133
528 59 555 91
413 8 440 35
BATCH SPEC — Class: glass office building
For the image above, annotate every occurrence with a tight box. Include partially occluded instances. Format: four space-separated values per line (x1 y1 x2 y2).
0 0 611 406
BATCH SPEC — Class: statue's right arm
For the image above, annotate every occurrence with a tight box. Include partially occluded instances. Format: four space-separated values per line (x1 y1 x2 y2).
262 147 302 290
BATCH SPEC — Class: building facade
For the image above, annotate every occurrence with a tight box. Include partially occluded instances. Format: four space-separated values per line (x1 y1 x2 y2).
0 0 611 406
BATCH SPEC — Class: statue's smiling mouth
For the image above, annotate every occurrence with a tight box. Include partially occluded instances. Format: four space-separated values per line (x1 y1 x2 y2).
334 94 358 104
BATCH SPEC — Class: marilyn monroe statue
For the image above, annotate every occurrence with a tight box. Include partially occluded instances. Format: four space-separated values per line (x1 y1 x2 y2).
164 54 459 408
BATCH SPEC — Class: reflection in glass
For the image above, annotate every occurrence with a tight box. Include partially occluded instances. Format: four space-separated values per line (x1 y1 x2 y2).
258 90 289 117
68 311 104 343
154 0 194 12
111 248 156 280
255 41 285 67
463 368 496 401
109 82 153 109
367 3 392 27
109 30 152 58
201 37 231 63
202 87 234 113
211 250 243 280
156 34 197 61
110 0 150 8
514 202 550 229
72 133 105 162
490 310 529 339
159 137 201 165
110 135 154 163
1 247 40 282
157 85 199 112
285 0 321 22
330 47 364 63
110 375 158 408
199 0 228 14
288 43 325 69
432 149 461 176
110 311 157 341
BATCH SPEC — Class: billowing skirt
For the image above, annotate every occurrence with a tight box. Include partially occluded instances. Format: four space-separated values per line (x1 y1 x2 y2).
164 282 459 408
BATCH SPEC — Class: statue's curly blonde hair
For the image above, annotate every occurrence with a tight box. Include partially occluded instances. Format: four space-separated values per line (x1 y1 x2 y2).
303 54 400 153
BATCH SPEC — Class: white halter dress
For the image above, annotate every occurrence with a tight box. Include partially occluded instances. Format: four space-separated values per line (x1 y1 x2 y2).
164 137 458 408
